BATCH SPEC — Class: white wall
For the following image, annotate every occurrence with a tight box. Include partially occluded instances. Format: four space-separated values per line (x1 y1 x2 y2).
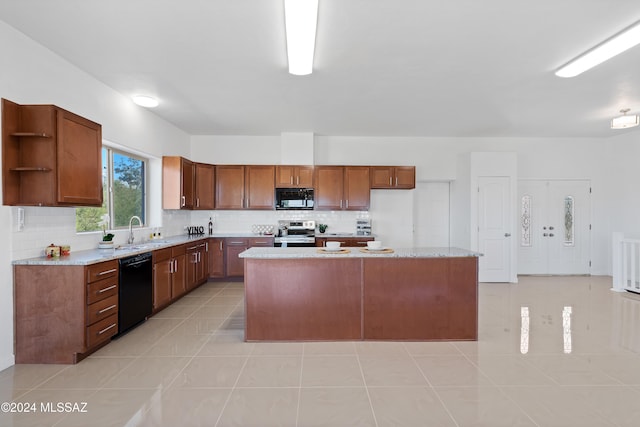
0 21 190 370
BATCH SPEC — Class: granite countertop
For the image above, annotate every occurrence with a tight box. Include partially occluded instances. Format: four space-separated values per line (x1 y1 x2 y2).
239 247 481 259
12 233 275 266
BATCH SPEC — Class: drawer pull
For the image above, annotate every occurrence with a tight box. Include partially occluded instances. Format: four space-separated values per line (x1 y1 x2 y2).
97 304 117 315
98 284 117 294
96 268 117 277
97 323 117 335
187 245 198 250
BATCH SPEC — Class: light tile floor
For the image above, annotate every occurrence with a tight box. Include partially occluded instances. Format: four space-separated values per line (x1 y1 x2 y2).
3 276 640 426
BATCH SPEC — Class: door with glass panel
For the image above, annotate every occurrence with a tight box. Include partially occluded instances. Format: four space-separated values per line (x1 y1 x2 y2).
518 180 590 275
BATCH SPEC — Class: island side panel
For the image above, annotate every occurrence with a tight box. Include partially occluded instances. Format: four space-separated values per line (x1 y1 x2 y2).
244 258 362 340
363 257 478 340
14 265 86 364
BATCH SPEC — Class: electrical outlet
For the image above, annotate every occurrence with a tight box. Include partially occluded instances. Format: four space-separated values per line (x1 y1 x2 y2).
16 207 24 232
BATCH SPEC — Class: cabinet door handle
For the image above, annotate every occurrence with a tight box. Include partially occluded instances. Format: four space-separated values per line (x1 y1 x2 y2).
340 200 343 209
98 304 117 315
98 323 117 335
196 198 200 208
296 176 300 185
219 241 223 250
346 199 349 209
98 284 117 294
174 259 178 272
181 196 186 207
205 242 208 251
96 268 117 277
290 176 293 185
169 259 174 274
395 177 398 186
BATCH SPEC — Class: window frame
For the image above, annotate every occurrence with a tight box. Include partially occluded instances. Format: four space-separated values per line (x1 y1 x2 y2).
76 146 149 233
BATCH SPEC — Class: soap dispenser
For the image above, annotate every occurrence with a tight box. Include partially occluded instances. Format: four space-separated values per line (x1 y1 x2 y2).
208 217 213 235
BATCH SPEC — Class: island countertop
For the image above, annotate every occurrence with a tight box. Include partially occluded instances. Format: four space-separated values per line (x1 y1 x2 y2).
240 246 481 259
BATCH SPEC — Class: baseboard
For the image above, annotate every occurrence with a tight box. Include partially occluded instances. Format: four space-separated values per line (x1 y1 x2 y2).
0 353 15 372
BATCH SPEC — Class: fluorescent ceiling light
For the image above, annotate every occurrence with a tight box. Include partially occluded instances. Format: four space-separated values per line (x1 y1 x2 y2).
556 20 640 78
132 95 159 108
611 109 639 129
284 0 318 75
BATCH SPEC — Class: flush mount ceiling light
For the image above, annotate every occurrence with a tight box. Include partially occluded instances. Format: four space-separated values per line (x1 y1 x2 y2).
284 0 318 75
132 95 159 108
556 20 640 78
611 108 639 129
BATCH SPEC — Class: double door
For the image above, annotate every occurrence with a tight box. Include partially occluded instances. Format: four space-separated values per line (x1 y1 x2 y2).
518 180 591 275
315 166 370 210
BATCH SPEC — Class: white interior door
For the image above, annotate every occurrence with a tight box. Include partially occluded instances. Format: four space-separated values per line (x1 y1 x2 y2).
478 177 511 282
518 180 591 275
413 182 450 247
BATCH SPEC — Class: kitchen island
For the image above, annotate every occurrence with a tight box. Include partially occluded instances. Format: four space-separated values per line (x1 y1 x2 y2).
239 247 481 342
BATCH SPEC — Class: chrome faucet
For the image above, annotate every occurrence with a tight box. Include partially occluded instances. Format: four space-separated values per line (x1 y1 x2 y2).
128 216 143 245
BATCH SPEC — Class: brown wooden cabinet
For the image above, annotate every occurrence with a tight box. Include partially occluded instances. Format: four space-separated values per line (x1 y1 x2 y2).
152 245 187 309
2 98 103 207
194 163 215 210
186 241 209 289
225 238 249 277
215 165 245 209
14 259 118 364
152 248 173 311
162 156 195 209
209 238 225 278
246 165 275 209
224 237 274 277
216 165 274 210
315 166 370 210
163 158 215 210
370 166 415 189
275 165 314 188
315 236 374 247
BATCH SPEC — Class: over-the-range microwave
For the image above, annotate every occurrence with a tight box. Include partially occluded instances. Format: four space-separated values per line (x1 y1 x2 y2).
275 188 314 210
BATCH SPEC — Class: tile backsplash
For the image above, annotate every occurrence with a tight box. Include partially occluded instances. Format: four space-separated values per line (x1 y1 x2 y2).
191 210 371 235
10 206 371 260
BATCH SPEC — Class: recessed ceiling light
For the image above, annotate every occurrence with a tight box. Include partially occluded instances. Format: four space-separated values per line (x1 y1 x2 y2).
555 20 640 78
132 95 159 108
284 0 318 76
611 108 639 129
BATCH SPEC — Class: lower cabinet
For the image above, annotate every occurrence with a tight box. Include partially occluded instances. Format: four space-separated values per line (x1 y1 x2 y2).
153 245 186 312
209 238 225 278
186 241 209 289
14 259 119 364
225 237 274 277
225 239 249 277
315 236 375 247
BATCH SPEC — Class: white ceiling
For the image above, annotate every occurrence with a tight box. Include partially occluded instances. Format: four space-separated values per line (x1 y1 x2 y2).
2 0 640 138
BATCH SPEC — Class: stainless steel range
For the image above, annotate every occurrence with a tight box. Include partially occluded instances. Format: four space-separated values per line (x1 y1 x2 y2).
275 220 316 247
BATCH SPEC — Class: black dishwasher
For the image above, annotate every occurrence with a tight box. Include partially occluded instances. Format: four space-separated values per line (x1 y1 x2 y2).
118 252 153 335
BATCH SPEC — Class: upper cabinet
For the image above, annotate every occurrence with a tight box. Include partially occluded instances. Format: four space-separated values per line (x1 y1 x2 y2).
370 166 415 189
194 163 215 210
163 158 215 210
315 166 370 211
2 98 103 207
162 156 195 209
216 165 274 210
275 165 314 188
